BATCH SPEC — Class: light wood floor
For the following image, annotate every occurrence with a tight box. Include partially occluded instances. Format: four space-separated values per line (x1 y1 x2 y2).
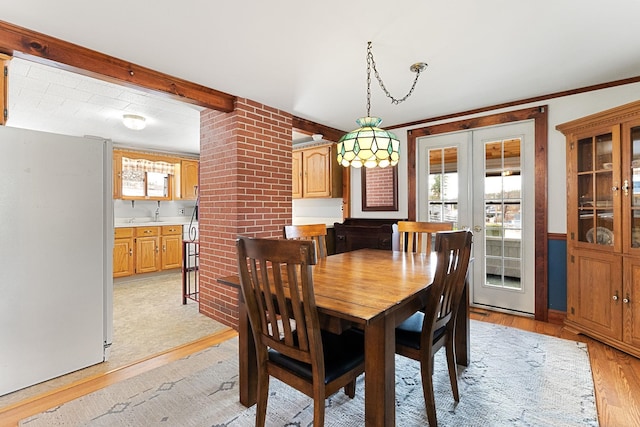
2 309 639 427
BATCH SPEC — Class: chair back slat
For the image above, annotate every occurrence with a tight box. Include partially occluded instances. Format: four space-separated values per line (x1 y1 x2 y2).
237 236 320 364
284 224 328 258
397 221 453 254
423 230 473 341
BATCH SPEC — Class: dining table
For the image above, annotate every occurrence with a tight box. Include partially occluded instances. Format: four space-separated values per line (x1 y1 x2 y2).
217 248 470 427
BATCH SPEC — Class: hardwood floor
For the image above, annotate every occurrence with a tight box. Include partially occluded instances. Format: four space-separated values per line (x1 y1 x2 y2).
2 309 639 426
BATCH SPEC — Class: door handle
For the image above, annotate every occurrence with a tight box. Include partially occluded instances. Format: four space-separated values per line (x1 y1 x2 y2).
473 225 482 232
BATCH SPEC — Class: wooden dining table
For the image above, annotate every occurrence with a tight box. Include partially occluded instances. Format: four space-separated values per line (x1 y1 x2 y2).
217 248 469 427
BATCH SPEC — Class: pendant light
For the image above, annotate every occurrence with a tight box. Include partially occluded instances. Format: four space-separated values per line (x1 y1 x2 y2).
337 42 427 168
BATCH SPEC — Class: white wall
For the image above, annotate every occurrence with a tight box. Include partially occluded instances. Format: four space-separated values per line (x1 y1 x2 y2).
350 82 640 233
292 198 344 225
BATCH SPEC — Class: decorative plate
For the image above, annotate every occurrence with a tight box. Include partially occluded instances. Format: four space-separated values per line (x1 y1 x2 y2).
586 227 613 245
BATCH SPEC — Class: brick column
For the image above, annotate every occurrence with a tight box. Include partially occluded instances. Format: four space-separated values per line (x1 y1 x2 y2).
198 98 292 329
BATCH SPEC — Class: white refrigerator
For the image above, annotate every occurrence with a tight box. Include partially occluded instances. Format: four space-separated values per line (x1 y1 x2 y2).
0 126 113 396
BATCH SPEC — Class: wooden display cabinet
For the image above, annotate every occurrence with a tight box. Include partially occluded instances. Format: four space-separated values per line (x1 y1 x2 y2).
558 100 640 358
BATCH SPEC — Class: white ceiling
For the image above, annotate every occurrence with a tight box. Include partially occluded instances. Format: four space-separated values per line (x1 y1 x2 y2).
3 0 640 155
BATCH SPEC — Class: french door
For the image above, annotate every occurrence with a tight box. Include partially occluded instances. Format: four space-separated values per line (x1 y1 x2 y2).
417 120 535 315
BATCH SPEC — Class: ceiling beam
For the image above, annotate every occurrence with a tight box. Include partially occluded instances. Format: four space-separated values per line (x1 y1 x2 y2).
292 116 346 142
0 20 235 112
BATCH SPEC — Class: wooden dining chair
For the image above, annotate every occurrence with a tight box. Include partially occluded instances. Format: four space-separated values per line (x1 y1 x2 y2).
236 236 365 427
397 221 454 253
283 223 328 258
395 230 473 427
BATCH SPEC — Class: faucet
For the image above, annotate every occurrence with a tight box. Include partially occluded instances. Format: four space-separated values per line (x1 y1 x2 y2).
154 201 160 222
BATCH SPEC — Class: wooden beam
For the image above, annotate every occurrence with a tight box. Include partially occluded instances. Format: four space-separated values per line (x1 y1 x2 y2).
0 20 235 112
292 116 346 143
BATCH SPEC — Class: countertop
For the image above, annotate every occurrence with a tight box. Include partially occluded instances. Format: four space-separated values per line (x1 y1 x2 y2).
114 217 198 228
116 217 340 228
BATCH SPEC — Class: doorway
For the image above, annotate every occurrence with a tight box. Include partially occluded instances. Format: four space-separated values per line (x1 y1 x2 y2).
417 120 536 315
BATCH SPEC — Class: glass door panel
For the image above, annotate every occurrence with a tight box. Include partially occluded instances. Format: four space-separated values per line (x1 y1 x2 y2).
631 126 640 248
576 133 614 246
484 138 522 291
427 147 459 225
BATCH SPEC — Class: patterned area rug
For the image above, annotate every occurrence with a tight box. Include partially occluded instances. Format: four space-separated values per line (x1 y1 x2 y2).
20 320 598 426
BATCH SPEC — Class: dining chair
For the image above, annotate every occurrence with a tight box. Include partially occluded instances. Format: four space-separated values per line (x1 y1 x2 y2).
236 236 365 427
395 229 473 427
283 223 328 258
397 220 454 253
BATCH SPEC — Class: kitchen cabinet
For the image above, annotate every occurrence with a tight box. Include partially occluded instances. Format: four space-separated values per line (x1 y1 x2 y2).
557 99 640 358
113 149 198 201
292 150 302 198
161 225 183 270
113 227 134 277
135 226 160 274
114 224 185 277
178 159 199 200
293 143 342 199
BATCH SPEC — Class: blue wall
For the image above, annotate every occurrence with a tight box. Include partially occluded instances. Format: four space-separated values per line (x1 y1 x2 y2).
548 239 567 311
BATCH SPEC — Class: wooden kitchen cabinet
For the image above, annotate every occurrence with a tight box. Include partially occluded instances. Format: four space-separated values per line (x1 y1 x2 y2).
179 159 199 200
557 99 640 358
293 143 342 199
113 227 134 277
292 150 302 198
113 149 198 201
161 225 183 270
135 226 160 274
114 224 184 277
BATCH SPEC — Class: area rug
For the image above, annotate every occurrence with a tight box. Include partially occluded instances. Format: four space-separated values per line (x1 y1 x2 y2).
20 320 598 426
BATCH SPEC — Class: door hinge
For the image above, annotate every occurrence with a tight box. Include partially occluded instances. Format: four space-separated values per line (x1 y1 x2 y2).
570 255 575 263
570 307 575 315
3 65 7 77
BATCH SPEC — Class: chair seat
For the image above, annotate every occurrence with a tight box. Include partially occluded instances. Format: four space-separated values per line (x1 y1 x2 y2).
269 329 365 384
395 312 446 350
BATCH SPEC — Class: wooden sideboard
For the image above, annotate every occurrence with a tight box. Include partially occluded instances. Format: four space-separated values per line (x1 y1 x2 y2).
333 218 405 254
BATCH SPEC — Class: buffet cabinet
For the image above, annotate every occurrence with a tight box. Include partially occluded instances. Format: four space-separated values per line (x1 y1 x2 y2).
557 100 640 358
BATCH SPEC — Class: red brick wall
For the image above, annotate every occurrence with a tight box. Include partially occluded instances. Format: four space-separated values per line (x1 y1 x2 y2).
365 167 395 206
198 98 292 329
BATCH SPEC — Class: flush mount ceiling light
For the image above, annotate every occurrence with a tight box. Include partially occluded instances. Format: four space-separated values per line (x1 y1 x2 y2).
337 41 427 168
122 114 146 130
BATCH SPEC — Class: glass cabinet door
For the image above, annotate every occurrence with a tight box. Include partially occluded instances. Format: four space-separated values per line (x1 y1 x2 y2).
629 125 640 248
577 132 614 246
